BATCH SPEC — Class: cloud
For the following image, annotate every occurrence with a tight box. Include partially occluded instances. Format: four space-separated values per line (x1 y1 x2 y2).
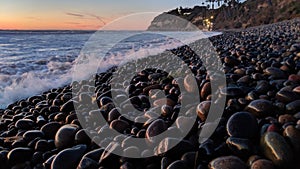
84 13 106 25
65 12 85 18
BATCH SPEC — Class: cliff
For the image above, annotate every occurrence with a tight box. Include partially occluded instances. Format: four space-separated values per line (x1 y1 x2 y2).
148 0 300 30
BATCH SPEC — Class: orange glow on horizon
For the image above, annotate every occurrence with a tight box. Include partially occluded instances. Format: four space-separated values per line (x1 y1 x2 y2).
0 12 156 30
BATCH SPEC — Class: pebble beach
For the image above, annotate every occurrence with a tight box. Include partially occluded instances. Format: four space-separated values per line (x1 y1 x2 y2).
0 18 300 169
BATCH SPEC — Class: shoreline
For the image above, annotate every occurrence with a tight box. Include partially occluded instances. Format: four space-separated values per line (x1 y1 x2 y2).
0 19 300 169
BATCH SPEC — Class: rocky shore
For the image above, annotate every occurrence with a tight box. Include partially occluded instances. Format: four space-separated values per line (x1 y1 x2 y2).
0 19 300 169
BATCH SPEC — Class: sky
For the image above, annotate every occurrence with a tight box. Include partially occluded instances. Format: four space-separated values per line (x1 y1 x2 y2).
0 0 212 30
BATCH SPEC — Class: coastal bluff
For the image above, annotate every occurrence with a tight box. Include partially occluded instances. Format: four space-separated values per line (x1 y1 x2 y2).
148 0 300 31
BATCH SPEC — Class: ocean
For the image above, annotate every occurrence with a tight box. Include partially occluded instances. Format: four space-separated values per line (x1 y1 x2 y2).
0 30 220 107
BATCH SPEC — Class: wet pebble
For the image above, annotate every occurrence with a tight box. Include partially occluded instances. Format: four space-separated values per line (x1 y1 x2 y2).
196 101 211 121
250 159 275 169
260 132 294 168
209 156 247 169
7 147 33 166
55 124 78 149
245 99 274 118
15 119 35 130
226 112 258 138
283 125 300 152
51 144 87 169
40 122 61 139
23 130 44 142
146 119 167 143
167 160 189 169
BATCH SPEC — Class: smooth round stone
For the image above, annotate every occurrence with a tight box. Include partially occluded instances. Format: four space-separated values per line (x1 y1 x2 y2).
7 147 33 166
155 137 194 159
109 119 130 134
220 87 244 97
184 74 198 93
237 75 251 83
75 129 91 145
251 159 275 169
276 90 300 103
82 148 104 161
60 100 75 113
153 98 176 107
176 116 194 133
245 99 274 118
292 86 300 94
226 112 258 138
161 157 172 169
283 125 300 152
288 74 300 82
51 144 87 169
77 157 99 169
196 101 211 121
224 56 240 66
98 96 113 107
181 152 197 168
31 152 43 166
23 130 44 141
167 160 189 169
40 122 61 139
209 156 247 169
247 155 262 166
15 119 35 129
201 82 211 99
278 114 296 124
123 146 140 157
260 132 294 168
54 113 67 122
264 67 286 79
107 108 120 122
255 80 270 94
120 162 134 169
146 119 167 143
35 139 48 152
55 124 78 149
286 100 300 113
226 137 253 157
161 105 173 117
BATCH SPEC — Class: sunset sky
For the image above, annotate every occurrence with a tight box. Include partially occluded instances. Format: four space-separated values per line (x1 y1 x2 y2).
0 0 208 30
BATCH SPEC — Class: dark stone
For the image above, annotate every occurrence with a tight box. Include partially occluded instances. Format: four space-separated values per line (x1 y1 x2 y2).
7 147 33 166
209 156 247 169
155 137 195 159
265 67 287 79
220 87 244 97
60 100 75 113
245 99 274 118
146 119 167 143
196 101 211 121
286 100 300 113
109 120 130 134
167 160 189 169
40 122 61 139
260 132 294 168
250 159 275 169
226 112 258 138
55 124 78 149
23 130 44 142
226 137 254 157
283 125 300 153
75 129 91 145
15 119 35 130
77 157 99 169
51 144 87 169
276 90 300 103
